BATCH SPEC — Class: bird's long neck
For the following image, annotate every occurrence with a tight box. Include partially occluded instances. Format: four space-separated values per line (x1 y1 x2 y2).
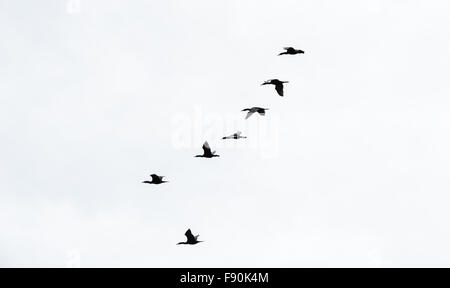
177 242 187 245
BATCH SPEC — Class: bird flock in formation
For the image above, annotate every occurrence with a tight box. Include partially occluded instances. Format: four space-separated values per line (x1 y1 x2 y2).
142 46 305 245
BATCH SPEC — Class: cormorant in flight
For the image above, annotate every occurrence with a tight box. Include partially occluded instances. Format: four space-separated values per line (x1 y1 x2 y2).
261 79 288 97
222 131 247 139
242 107 269 119
142 174 168 184
195 141 219 158
278 47 304 56
177 229 203 245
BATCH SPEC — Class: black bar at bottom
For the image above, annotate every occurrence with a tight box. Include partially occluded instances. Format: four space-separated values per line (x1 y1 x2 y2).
0 267 438 286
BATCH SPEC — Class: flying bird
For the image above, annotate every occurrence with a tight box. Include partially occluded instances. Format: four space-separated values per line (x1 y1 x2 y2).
222 131 247 140
261 79 288 96
195 141 219 158
278 47 305 56
177 229 203 245
242 107 269 119
142 174 168 184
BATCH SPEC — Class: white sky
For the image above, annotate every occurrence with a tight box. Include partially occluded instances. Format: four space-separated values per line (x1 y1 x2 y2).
1 0 450 267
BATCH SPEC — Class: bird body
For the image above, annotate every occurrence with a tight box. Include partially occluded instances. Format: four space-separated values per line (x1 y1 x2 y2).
261 79 288 96
142 174 168 184
177 229 203 245
278 47 304 56
222 131 247 139
242 107 269 119
195 141 219 158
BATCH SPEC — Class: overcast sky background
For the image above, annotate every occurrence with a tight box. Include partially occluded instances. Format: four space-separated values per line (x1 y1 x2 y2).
1 0 450 267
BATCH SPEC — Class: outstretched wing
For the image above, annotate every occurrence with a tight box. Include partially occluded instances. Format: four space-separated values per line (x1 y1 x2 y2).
275 83 284 96
245 111 255 119
150 174 160 182
185 229 196 243
202 141 213 156
236 131 242 136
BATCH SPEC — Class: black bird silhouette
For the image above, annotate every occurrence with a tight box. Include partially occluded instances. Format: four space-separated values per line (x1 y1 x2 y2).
142 174 168 184
195 141 219 158
222 131 247 139
261 79 288 96
278 47 304 56
177 229 203 245
242 107 269 119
